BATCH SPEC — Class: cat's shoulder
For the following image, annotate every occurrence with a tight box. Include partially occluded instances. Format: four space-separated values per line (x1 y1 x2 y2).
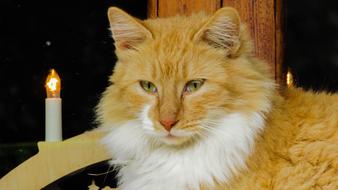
265 87 337 158
275 87 337 161
283 87 338 116
279 87 338 135
270 88 338 189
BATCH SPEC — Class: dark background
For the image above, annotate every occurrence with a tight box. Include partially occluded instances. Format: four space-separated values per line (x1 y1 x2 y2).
0 0 337 184
0 0 147 143
286 0 338 92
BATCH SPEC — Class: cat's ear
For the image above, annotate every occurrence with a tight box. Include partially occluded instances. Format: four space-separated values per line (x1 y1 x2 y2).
107 7 153 50
193 7 241 56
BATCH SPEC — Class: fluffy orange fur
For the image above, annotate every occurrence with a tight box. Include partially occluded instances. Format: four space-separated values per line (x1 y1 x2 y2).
213 89 338 189
97 7 338 189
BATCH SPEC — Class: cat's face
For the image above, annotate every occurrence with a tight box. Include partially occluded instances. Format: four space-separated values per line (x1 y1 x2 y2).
97 7 274 146
112 42 234 145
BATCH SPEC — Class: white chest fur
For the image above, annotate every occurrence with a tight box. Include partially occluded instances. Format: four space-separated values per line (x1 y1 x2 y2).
102 112 265 190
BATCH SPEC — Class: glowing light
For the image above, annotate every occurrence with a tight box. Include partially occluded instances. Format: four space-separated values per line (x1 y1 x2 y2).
286 70 293 87
47 78 58 91
45 69 61 98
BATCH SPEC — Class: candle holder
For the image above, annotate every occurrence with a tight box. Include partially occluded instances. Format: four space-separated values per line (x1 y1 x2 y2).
0 130 111 190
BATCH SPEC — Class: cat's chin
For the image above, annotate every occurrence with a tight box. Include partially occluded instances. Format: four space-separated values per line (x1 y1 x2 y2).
145 128 197 146
159 134 192 146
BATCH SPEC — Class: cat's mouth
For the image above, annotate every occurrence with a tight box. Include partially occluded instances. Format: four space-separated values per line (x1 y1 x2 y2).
161 134 186 145
158 130 196 145
165 133 182 140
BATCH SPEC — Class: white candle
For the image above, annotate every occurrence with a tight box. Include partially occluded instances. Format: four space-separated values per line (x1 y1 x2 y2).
45 69 62 141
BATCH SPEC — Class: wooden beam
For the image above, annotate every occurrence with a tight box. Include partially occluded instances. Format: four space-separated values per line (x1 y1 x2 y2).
275 0 285 86
147 0 158 18
222 0 276 73
149 0 221 18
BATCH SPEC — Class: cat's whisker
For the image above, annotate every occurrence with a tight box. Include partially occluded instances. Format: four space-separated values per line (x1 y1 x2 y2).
195 130 209 139
200 123 229 136
198 125 220 137
87 163 117 179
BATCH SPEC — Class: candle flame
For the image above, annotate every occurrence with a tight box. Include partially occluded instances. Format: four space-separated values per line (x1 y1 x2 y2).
286 70 294 87
45 69 61 98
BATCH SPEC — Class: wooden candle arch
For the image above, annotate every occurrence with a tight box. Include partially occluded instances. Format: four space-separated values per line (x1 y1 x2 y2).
0 130 111 190
0 1 284 189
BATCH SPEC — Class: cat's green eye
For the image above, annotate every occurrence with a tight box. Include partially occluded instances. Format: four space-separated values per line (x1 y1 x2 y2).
184 79 205 94
140 81 157 93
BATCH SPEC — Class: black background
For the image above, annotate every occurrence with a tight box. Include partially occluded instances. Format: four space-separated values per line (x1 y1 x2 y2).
0 0 147 143
286 0 338 92
0 0 337 143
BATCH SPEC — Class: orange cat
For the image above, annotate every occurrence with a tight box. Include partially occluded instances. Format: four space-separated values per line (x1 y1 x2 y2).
97 7 338 190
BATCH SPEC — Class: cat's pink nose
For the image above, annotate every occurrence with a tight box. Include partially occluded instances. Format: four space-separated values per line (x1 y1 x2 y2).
160 119 178 132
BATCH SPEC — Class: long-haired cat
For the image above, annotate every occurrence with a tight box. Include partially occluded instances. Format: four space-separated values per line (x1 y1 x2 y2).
97 7 338 190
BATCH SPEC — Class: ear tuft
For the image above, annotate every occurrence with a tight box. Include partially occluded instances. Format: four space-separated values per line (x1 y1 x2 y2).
107 7 152 50
194 7 241 56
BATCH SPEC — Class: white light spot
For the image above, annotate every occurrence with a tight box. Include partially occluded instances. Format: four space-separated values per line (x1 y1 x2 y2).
46 41 51 46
